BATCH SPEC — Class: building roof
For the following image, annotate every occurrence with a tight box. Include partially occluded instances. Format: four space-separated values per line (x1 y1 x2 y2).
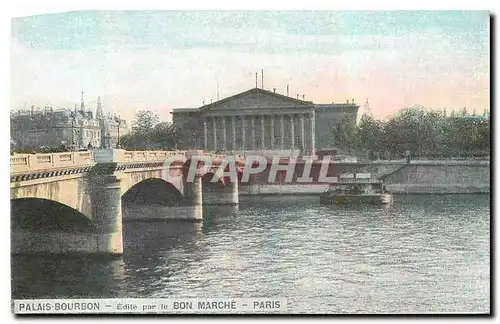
199 87 314 111
315 103 359 110
315 103 358 107
171 87 362 116
171 108 201 114
451 114 488 120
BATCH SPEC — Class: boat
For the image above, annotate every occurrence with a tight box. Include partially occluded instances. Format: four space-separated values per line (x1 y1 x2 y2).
319 173 393 205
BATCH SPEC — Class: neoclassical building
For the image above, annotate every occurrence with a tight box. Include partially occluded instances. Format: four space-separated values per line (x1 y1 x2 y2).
172 88 359 156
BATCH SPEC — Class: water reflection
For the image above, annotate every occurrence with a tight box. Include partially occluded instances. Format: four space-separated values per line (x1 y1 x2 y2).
11 255 126 298
11 194 490 313
121 220 207 298
201 205 239 234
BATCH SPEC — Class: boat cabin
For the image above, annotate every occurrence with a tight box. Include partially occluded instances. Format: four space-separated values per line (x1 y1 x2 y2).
326 173 388 195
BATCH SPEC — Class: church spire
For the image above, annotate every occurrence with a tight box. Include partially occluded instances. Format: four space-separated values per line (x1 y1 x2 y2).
96 96 104 119
363 98 372 117
80 91 85 111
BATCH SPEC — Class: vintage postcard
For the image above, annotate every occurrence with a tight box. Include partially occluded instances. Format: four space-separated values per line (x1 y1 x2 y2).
10 10 490 315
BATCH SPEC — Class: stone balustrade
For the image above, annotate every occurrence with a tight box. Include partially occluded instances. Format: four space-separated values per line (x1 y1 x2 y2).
112 149 190 163
370 159 490 166
10 151 95 174
11 149 246 174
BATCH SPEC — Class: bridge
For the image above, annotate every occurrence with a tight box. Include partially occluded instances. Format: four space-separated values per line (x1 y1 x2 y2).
10 149 245 256
10 149 490 257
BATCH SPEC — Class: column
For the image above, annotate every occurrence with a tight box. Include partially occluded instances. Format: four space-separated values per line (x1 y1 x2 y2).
222 117 227 150
260 117 265 150
232 116 236 151
212 117 217 151
251 116 256 150
270 116 275 149
280 115 285 150
241 116 246 151
310 112 316 156
300 114 305 152
203 118 208 150
290 115 295 154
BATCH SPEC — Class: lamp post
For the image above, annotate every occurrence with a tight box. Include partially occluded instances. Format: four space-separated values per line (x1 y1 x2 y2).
106 132 111 149
69 112 76 151
115 115 122 149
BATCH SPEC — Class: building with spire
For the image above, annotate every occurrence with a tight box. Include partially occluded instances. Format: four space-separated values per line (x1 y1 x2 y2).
10 93 129 151
447 106 489 122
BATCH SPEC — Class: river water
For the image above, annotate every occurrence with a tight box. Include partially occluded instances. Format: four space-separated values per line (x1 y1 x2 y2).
11 194 490 314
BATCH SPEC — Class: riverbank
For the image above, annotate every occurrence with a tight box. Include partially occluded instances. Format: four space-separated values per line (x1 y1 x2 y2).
240 160 490 195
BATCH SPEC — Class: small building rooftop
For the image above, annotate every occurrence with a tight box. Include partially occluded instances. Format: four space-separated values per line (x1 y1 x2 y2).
170 108 200 114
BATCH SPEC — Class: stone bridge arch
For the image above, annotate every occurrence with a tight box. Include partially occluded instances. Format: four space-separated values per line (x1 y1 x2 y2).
122 178 184 207
118 165 184 197
10 196 115 255
11 197 94 232
10 176 92 218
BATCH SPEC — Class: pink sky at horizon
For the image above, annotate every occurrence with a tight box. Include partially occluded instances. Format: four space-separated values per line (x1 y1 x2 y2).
11 11 490 123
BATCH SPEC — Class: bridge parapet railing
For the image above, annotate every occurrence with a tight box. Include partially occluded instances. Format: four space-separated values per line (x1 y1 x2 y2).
10 151 95 174
90 149 248 165
12 150 249 174
370 159 490 166
183 151 244 164
113 150 189 163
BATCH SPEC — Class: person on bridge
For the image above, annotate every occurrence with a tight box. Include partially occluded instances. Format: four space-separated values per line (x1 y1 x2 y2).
59 142 68 152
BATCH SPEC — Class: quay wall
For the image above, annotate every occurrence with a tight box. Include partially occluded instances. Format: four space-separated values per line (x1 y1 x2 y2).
384 163 490 194
240 160 490 195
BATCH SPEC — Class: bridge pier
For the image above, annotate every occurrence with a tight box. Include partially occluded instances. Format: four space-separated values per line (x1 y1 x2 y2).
88 165 123 255
180 174 203 221
11 160 125 256
203 180 239 205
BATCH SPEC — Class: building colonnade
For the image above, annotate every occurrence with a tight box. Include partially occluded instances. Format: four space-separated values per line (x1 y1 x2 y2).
203 113 315 155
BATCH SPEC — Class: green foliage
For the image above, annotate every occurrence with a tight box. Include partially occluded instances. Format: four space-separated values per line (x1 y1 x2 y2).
120 111 181 150
331 107 490 159
132 110 160 134
357 114 384 158
330 115 359 154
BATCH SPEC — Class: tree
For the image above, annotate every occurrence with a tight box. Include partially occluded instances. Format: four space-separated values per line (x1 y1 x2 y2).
367 106 490 159
381 106 441 157
119 133 138 150
151 122 182 150
357 114 384 159
330 115 359 153
476 119 490 155
132 110 160 134
119 111 182 150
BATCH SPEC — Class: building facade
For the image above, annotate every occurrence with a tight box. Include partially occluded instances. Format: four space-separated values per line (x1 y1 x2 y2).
11 95 129 151
172 88 359 156
96 96 129 149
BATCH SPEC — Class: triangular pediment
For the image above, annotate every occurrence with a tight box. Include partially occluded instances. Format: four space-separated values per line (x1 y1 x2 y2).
200 88 313 111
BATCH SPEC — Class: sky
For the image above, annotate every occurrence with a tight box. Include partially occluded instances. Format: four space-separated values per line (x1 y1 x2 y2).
10 10 490 122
